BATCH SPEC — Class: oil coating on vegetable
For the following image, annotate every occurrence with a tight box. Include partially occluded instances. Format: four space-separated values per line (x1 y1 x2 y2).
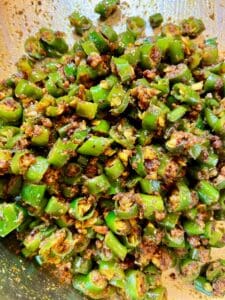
1 3 225 299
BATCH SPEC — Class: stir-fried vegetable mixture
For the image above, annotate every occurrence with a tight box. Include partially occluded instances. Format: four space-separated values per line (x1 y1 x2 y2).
1 1 225 299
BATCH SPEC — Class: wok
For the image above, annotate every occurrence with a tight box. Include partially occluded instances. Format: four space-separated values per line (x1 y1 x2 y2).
0 1 225 299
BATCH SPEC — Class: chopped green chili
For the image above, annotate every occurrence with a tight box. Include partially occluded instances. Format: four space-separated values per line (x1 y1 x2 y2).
2 7 225 300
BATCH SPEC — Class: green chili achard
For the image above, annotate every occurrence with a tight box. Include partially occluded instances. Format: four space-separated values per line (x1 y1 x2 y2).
127 16 146 38
0 203 25 237
0 98 22 123
94 0 119 19
2 7 225 300
149 13 163 29
69 11 92 35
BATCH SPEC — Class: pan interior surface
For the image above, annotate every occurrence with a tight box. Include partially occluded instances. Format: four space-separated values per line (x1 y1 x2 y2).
0 1 225 299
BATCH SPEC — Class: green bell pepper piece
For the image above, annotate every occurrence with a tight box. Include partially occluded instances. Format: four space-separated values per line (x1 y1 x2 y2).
140 43 161 69
130 145 147 177
39 228 75 263
183 220 205 236
10 150 32 175
0 98 22 123
109 119 136 149
142 106 162 131
165 63 193 84
168 39 184 64
161 23 181 37
125 270 147 300
31 126 50 146
163 228 186 248
76 64 98 83
202 38 219 66
155 36 172 57
127 16 146 38
159 213 179 230
100 24 118 42
48 138 77 168
107 83 130 115
45 72 64 97
0 203 25 237
105 231 127 261
94 0 119 19
45 196 68 216
171 83 200 105
69 197 95 220
21 183 46 209
15 79 43 100
72 270 108 298
139 194 164 219
180 258 202 281
115 200 139 219
197 180 219 205
168 181 193 212
105 211 131 236
64 63 77 80
204 221 225 247
111 57 134 83
76 101 98 120
22 224 56 257
25 36 46 60
81 40 99 55
78 136 112 156
105 157 124 179
92 120 110 134
69 11 92 35
204 72 223 92
86 174 110 195
99 260 125 288
39 28 68 54
139 179 161 195
117 31 136 54
194 277 213 296
88 31 109 53
149 13 163 28
25 156 49 183
181 17 205 38
90 84 110 109
73 256 92 275
167 105 187 122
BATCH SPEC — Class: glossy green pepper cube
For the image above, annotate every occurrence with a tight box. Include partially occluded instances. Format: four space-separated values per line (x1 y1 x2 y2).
15 79 43 100
77 136 112 156
139 194 164 219
69 197 95 221
105 158 124 179
45 196 69 216
0 98 22 124
21 183 46 209
111 57 135 83
25 156 49 183
31 126 50 146
92 120 110 134
94 0 119 19
197 180 219 205
0 203 25 237
76 101 98 120
140 43 161 69
48 138 77 168
87 174 110 195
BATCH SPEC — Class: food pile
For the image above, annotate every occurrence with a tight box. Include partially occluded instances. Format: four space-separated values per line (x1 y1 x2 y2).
1 0 225 298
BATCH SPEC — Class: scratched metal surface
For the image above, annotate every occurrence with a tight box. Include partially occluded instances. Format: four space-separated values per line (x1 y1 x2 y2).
0 0 225 299
1 0 225 79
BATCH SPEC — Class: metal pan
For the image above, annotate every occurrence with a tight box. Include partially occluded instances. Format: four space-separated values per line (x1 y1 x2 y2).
0 1 225 299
